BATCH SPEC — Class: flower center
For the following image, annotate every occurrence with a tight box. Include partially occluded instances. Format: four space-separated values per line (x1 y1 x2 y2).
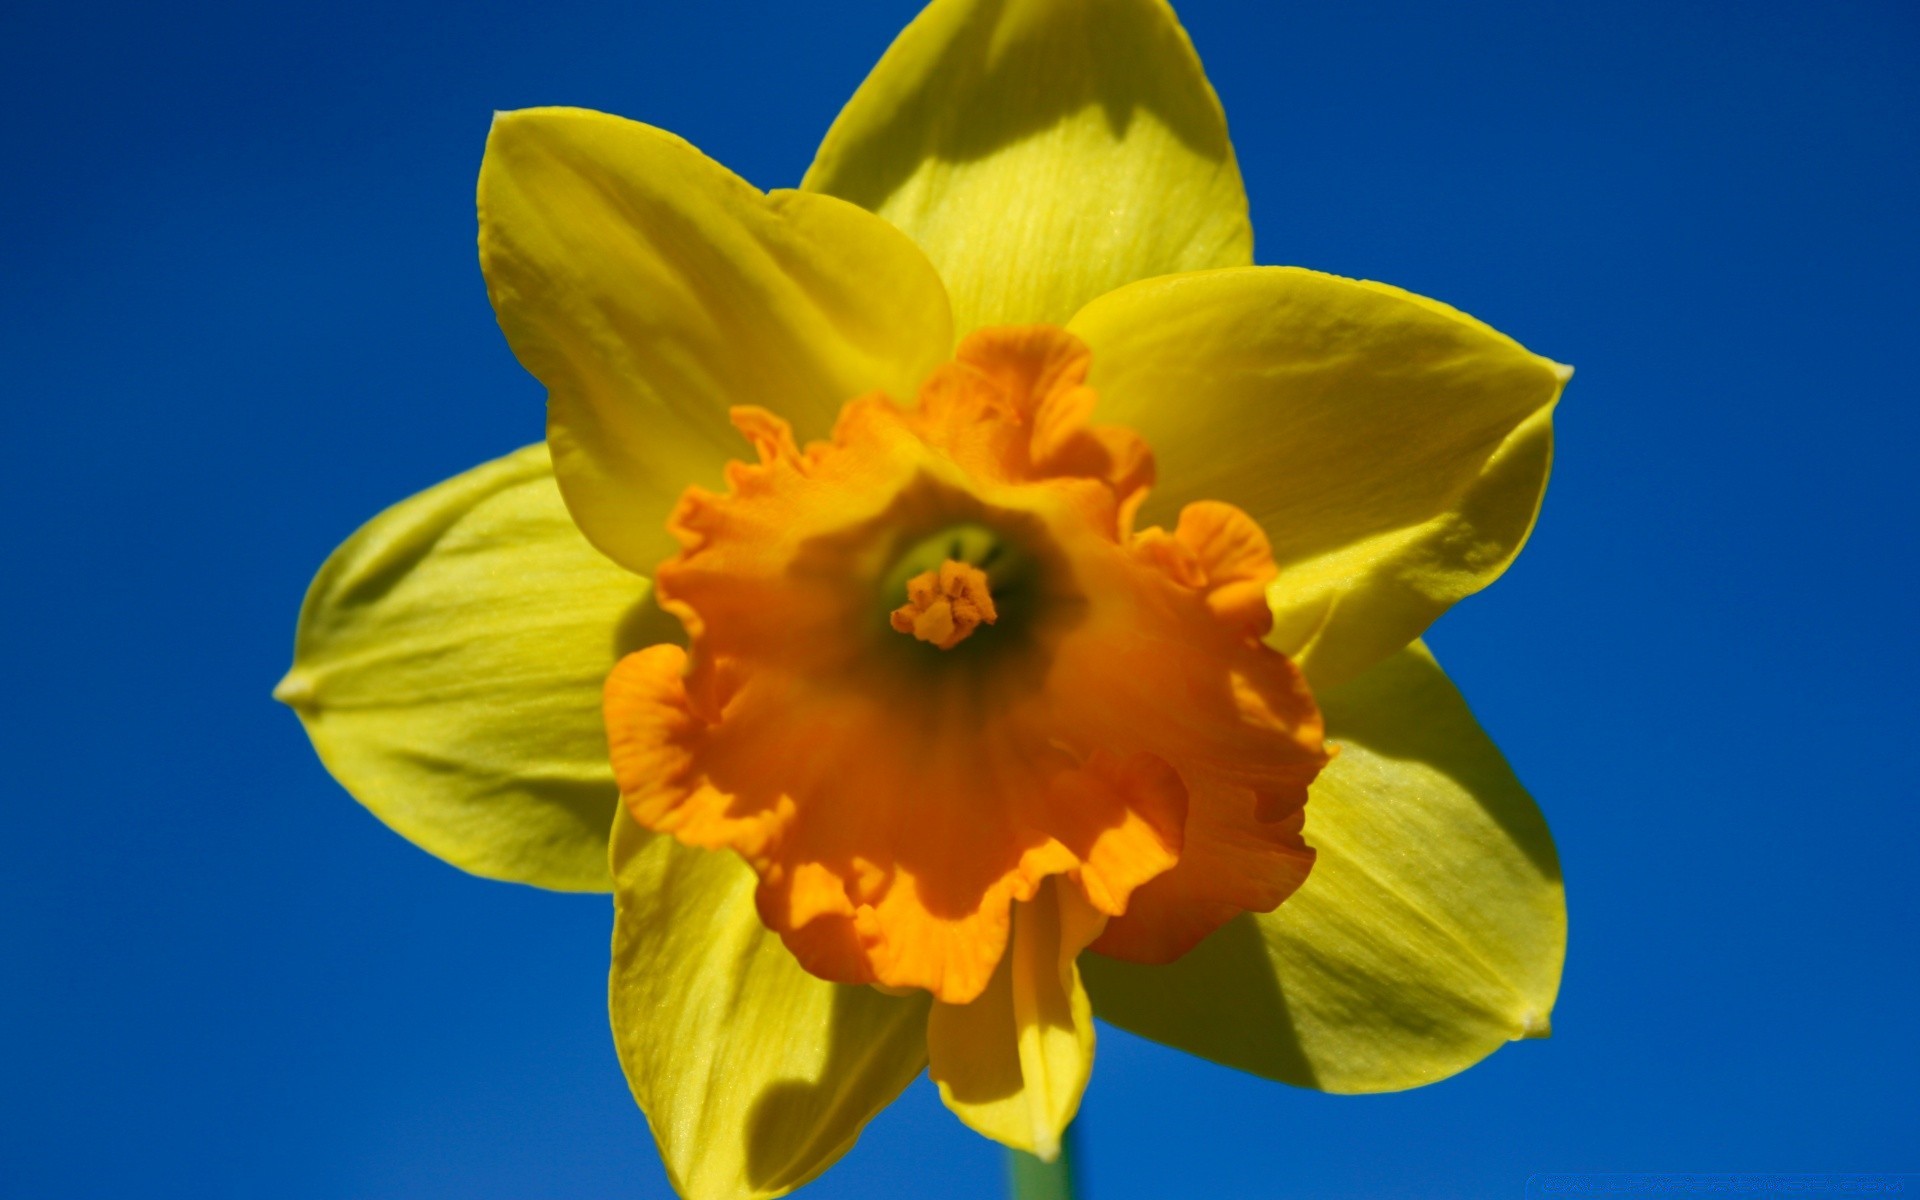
880 522 1027 650
891 559 998 649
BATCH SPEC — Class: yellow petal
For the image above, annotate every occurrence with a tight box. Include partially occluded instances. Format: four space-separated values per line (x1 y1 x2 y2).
610 813 929 1199
1082 643 1565 1093
803 0 1249 332
927 878 1104 1158
1070 268 1569 689
276 444 658 892
480 107 954 575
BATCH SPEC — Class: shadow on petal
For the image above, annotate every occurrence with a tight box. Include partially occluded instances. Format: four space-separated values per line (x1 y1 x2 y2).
1083 912 1318 1088
1316 644 1563 880
817 0 1233 214
614 587 690 658
744 984 932 1193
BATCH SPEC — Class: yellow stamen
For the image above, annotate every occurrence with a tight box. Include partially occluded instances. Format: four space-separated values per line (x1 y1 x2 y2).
890 559 999 650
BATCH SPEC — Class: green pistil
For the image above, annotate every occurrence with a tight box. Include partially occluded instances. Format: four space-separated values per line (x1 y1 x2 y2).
879 522 1025 607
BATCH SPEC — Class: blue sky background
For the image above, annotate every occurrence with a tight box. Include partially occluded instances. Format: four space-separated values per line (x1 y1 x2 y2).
3 0 1916 1196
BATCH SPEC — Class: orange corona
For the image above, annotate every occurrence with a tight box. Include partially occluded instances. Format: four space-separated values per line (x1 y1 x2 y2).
604 326 1329 1005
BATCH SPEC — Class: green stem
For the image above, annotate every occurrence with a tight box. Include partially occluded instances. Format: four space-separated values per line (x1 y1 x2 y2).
1006 1124 1079 1200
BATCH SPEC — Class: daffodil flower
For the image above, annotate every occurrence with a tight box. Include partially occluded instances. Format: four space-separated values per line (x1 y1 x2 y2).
277 0 1569 1196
